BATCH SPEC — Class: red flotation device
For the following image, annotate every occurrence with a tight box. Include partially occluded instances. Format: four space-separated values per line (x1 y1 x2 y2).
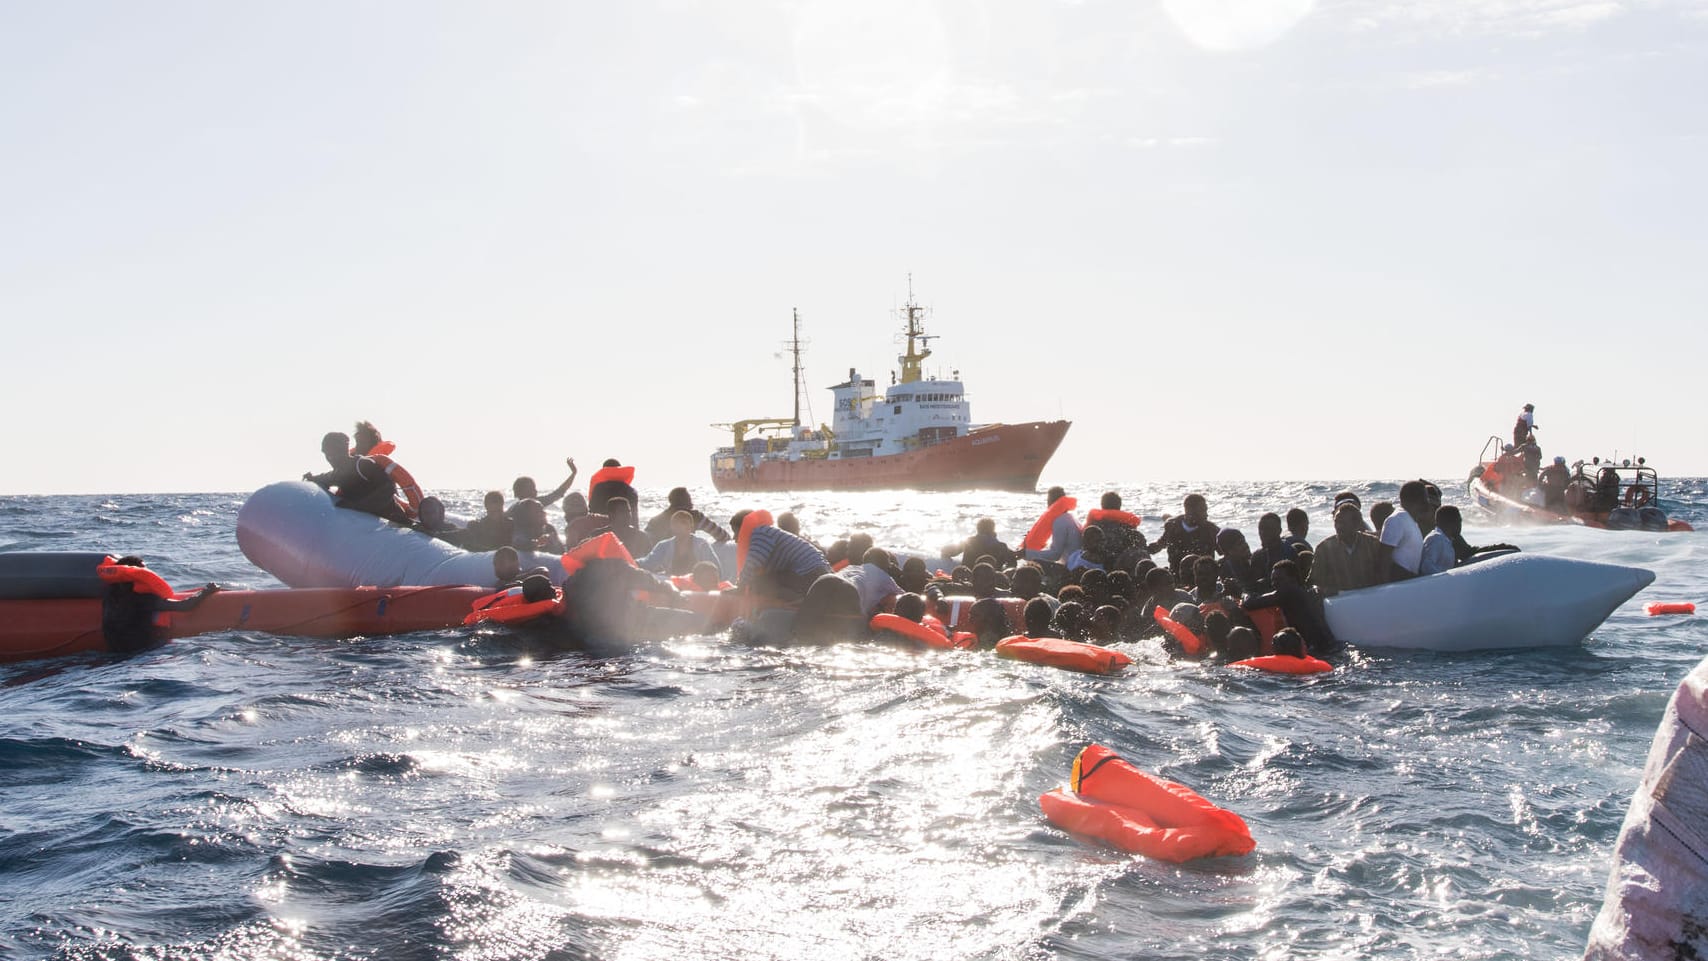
587 465 636 497
735 509 774 578
1086 508 1143 528
463 586 565 626
94 556 177 599
1023 497 1079 552
869 612 962 649
1039 744 1254 863
1645 601 1697 616
1152 605 1206 656
560 532 636 578
995 635 1131 675
1230 654 1333 675
1247 606 1286 644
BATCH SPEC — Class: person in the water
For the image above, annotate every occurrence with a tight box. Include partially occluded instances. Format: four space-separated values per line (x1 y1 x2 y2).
1215 528 1255 595
413 496 464 545
1149 494 1220 573
643 488 731 543
1376 481 1430 581
600 497 655 557
350 421 425 521
588 459 639 516
509 458 578 516
99 556 219 654
510 499 564 554
1085 491 1148 567
637 510 723 578
1247 512 1298 592
1243 559 1334 655
305 432 406 522
1310 503 1383 597
731 510 831 604
964 598 1010 651
461 491 514 552
561 492 609 549
942 517 1016 569
1282 508 1310 552
1023 486 1082 568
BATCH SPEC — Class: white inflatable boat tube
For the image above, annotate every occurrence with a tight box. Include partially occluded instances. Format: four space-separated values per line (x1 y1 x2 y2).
238 481 564 589
1584 654 1708 959
1321 552 1653 651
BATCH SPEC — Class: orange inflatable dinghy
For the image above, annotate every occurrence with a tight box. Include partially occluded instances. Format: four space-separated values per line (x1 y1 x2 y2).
1039 744 1255 862
995 635 1131 675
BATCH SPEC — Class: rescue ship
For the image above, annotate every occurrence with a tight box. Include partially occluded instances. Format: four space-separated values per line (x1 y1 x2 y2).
709 289 1070 492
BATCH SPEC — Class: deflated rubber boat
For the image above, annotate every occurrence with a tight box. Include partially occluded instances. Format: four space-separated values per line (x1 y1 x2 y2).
1322 552 1654 651
238 481 564 588
0 551 488 663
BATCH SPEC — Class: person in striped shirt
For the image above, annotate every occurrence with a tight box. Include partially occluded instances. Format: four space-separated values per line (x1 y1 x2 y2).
731 510 831 604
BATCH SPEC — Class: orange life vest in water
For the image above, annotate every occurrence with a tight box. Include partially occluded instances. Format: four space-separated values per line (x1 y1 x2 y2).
559 531 637 578
1038 744 1255 862
1023 497 1079 552
1230 654 1332 675
995 635 1130 675
463 586 565 626
1152 606 1206 657
95 556 177 599
869 612 957 649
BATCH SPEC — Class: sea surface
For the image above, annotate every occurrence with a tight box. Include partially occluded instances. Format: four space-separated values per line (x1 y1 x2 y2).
2 479 1705 961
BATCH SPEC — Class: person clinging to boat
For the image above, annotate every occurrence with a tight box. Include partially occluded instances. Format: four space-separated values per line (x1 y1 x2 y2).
304 431 407 523
97 556 219 654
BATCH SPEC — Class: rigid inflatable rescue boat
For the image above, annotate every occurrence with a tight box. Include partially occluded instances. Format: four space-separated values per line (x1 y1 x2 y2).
1321 552 1653 652
238 481 565 588
1039 744 1255 862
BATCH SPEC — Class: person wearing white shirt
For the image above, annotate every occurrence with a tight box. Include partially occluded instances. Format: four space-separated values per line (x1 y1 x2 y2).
1377 480 1431 580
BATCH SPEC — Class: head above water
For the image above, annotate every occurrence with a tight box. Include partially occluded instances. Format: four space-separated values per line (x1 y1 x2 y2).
1047 486 1066 505
1272 627 1307 658
607 496 633 525
521 573 555 604
893 592 928 624
1011 564 1044 598
1101 491 1122 511
493 546 521 583
1370 501 1395 533
1023 597 1053 635
1258 512 1282 542
1399 480 1430 515
602 458 621 468
1435 505 1463 537
1333 503 1363 539
562 491 589 518
1182 494 1208 524
484 490 506 515
847 532 875 562
513 476 539 500
777 512 800 536
1286 508 1308 538
419 496 445 527
667 487 692 509
975 517 997 536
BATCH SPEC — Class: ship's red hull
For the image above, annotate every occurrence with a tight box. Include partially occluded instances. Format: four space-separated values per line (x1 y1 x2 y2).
711 420 1071 492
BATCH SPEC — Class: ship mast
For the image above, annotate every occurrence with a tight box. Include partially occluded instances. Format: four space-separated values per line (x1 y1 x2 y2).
898 274 934 385
790 308 803 428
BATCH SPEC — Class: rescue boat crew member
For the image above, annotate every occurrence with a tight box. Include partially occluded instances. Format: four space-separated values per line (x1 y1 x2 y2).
305 432 406 523
1513 403 1537 447
352 420 425 521
731 509 831 604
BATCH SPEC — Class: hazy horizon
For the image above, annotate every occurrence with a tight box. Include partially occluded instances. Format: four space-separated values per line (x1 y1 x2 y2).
4 1 1704 496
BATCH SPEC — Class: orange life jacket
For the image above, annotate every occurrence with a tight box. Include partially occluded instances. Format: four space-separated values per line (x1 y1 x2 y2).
1230 654 1332 675
1152 605 1206 657
587 465 636 497
95 556 176 599
995 635 1131 675
869 612 957 650
831 559 850 572
1246 607 1286 645
366 453 422 519
559 531 636 578
1023 497 1079 552
1086 508 1143 528
463 586 565 626
1039 743 1255 862
736 509 774 577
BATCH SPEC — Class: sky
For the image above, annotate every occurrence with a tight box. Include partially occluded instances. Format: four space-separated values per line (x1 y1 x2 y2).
2 0 1705 494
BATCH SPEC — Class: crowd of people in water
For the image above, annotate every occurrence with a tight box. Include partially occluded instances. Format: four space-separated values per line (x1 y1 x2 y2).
298 421 1522 663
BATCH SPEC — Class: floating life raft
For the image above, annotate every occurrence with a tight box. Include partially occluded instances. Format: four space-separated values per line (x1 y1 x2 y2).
1039 744 1255 863
995 635 1131 675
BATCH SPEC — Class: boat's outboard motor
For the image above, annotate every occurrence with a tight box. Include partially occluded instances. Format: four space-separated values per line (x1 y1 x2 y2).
1606 507 1643 531
1638 506 1671 532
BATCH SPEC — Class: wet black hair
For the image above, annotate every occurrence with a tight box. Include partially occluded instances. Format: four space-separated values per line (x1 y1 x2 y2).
521 573 555 603
1101 491 1122 510
893 592 927 623
1272 627 1306 658
1023 597 1053 635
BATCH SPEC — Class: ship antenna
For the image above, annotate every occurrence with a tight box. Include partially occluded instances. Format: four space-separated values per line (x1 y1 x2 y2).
791 308 803 429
